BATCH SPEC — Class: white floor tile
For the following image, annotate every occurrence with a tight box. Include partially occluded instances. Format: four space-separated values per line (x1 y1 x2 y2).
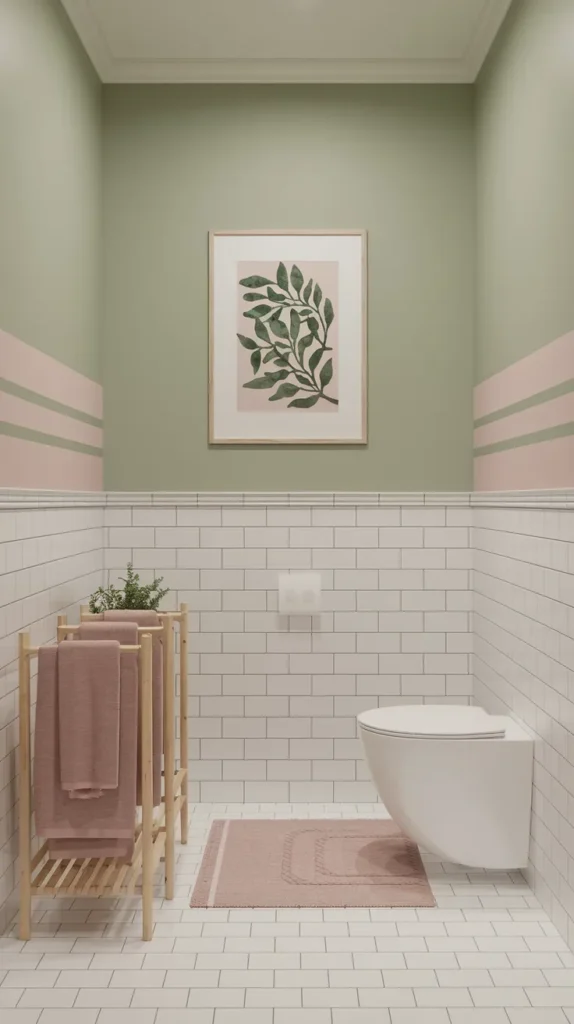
3 972 60 988
156 1012 213 1024
332 1012 390 1024
414 987 473 1006
97 1012 157 1024
19 990 78 1008
214 1012 272 1024
130 989 188 1007
245 988 301 1007
387 1010 449 1023
275 1011 332 1024
6 802 574 1021
448 1012 510 1023
512 1012 569 1023
187 989 246 1008
74 990 133 1008
302 988 359 1007
0 991 23 1008
528 987 574 1005
359 989 416 1007
470 987 530 1006
38 1012 98 1024
0 1013 41 1024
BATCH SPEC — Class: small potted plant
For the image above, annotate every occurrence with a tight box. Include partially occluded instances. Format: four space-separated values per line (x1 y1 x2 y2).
89 562 169 613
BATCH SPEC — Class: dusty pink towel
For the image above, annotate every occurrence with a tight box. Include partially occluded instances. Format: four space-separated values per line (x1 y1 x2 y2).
103 610 163 807
35 623 139 862
58 641 120 800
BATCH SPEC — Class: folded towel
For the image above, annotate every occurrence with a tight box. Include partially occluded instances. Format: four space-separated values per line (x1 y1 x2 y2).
35 623 139 862
103 610 163 807
58 640 120 800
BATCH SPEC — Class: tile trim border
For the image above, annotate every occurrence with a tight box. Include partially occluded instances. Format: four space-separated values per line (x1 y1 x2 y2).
1 487 574 511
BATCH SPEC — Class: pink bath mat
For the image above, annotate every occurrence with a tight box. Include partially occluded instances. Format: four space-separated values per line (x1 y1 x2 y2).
191 819 435 908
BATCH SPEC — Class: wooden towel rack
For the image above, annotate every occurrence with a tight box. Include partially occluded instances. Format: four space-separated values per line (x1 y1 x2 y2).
18 603 189 941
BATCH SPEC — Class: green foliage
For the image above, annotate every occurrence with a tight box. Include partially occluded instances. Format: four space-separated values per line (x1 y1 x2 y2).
89 563 169 614
239 274 273 287
237 262 339 408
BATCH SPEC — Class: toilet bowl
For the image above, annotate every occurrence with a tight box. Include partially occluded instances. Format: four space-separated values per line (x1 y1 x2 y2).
358 704 533 869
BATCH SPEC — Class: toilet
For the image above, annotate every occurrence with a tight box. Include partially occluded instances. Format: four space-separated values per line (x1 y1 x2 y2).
358 704 533 869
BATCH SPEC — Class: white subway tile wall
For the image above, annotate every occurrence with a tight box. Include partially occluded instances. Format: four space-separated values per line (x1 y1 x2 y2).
103 502 473 806
2 488 574 960
0 498 105 934
473 503 574 952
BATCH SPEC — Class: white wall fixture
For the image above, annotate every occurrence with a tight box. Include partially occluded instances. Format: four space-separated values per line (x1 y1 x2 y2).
278 571 322 616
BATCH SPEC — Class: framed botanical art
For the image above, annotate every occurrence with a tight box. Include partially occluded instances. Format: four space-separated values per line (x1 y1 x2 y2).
209 230 367 444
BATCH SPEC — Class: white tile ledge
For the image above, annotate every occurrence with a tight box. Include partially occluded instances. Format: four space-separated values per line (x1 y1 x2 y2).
2 488 573 510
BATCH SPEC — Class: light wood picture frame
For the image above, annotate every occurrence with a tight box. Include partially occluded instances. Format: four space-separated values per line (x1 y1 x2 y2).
209 230 367 445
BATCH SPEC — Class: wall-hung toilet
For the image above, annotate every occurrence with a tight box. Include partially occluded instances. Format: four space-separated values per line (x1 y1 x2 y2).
358 704 533 869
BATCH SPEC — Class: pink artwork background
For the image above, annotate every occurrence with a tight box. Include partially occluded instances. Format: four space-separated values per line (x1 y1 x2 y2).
236 260 339 413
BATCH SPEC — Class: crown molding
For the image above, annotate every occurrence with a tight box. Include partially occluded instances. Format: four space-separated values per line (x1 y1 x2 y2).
60 0 114 80
97 57 473 86
61 0 511 85
464 0 513 79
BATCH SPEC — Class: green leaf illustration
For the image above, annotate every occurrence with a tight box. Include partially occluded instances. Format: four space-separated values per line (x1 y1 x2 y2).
237 334 258 351
265 369 290 382
243 376 278 390
254 319 270 343
308 348 324 374
297 333 313 363
243 303 273 319
288 394 320 408
269 317 290 341
238 265 337 409
290 309 300 343
269 382 299 402
307 316 320 338
276 262 289 292
320 357 333 389
239 275 274 288
290 264 304 296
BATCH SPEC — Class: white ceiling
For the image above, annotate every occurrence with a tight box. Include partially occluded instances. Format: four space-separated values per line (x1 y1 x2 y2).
61 0 512 84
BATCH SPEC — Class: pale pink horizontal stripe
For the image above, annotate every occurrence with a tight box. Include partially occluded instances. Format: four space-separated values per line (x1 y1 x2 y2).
474 434 574 491
0 329 103 420
0 435 103 490
0 392 103 449
474 331 574 420
473 391 574 449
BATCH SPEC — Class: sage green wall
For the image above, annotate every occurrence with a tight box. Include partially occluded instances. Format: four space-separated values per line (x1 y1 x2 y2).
475 0 574 383
0 0 101 381
103 86 474 492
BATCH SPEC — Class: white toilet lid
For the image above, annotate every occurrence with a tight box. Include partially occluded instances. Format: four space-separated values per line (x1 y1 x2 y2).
358 704 507 739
